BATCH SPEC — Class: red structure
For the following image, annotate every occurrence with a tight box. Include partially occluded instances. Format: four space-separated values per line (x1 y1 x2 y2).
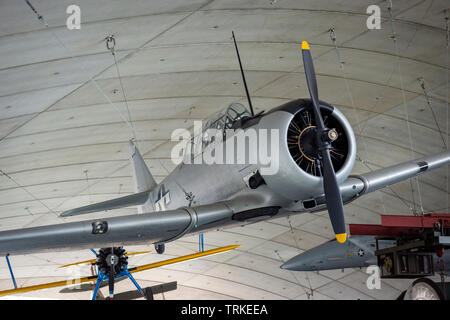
349 214 450 238
349 214 449 279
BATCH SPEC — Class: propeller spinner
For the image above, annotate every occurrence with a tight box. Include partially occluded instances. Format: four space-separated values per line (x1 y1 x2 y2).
301 41 347 243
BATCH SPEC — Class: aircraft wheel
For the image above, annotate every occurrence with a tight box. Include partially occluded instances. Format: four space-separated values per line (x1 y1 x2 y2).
404 278 444 300
155 243 165 254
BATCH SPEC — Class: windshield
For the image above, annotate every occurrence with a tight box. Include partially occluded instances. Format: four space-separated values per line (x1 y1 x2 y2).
203 102 251 133
186 103 252 161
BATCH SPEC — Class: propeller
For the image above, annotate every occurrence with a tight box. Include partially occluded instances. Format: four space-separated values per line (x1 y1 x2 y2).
301 41 347 243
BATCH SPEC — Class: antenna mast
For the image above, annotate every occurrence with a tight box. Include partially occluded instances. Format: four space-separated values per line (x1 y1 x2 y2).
232 31 255 116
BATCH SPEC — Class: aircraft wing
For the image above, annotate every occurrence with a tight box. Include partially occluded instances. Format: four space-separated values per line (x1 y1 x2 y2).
0 189 277 256
284 151 450 213
0 245 238 297
339 151 450 205
57 250 151 268
0 207 197 256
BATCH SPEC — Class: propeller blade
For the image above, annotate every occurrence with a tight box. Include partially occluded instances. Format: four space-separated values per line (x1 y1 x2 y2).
301 41 325 130
321 150 347 243
301 40 347 243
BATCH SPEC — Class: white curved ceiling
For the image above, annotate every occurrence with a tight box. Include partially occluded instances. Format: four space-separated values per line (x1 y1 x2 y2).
0 0 448 299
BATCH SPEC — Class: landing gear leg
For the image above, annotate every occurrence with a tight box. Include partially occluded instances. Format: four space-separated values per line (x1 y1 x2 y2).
92 271 107 300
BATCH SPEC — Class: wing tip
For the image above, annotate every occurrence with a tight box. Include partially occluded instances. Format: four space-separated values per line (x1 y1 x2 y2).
59 210 73 217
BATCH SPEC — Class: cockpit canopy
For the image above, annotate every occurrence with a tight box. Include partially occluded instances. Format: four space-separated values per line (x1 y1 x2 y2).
186 103 252 162
203 102 251 133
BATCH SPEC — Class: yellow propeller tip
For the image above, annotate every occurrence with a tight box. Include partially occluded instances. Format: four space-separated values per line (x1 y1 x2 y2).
301 41 310 50
336 233 347 243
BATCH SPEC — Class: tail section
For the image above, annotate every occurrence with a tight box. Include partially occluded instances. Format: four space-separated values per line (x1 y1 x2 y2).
129 141 157 213
59 142 156 217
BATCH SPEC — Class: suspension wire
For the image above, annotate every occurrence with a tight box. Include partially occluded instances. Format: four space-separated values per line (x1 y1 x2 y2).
24 0 139 141
285 216 314 298
417 78 447 147
23 0 143 219
387 0 424 215
328 28 361 136
0 169 59 217
328 27 387 215
21 1 214 224
83 169 92 204
404 0 434 52
273 248 312 300
106 35 138 144
355 69 397 143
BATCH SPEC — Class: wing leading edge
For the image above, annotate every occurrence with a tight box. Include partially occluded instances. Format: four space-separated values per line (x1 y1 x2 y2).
340 150 450 203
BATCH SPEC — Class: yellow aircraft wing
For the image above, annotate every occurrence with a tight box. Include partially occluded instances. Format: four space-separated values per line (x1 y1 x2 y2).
0 245 239 297
57 250 152 268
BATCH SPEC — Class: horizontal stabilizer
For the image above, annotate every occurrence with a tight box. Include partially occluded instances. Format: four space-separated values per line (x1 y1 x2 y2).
60 191 150 217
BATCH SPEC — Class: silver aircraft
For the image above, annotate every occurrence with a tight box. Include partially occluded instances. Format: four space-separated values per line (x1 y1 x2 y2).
0 41 449 259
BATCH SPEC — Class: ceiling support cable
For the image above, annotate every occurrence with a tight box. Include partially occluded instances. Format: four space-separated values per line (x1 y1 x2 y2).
273 247 312 300
0 169 59 218
106 35 138 144
417 78 447 147
328 27 387 215
386 0 424 216
21 1 213 224
83 170 92 204
284 216 314 299
328 28 362 137
24 0 139 142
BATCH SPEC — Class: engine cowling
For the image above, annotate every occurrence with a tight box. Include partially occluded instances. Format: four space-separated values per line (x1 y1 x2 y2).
256 99 356 201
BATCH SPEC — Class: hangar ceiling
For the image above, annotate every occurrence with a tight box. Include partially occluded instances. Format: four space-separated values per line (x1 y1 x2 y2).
0 0 448 299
